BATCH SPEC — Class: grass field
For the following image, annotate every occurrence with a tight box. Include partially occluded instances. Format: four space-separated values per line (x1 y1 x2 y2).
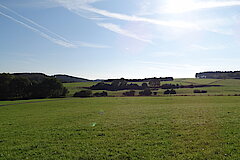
63 78 240 97
0 96 239 159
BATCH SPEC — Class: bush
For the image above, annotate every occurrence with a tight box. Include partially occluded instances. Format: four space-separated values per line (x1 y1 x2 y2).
123 90 135 96
164 89 176 94
73 90 92 97
93 91 108 97
161 84 179 89
193 90 207 93
139 89 152 96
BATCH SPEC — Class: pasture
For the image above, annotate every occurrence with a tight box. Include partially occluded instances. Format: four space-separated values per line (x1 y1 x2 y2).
0 96 239 159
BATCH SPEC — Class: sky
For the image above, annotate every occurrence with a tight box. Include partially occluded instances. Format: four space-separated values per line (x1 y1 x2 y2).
1 0 240 79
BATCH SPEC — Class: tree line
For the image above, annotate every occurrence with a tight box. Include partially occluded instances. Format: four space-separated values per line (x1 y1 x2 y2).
0 73 68 100
90 79 183 91
196 71 240 79
90 79 146 91
104 77 173 82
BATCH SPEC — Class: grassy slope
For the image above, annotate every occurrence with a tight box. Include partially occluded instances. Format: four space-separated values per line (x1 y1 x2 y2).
0 97 239 159
63 79 240 96
63 82 98 96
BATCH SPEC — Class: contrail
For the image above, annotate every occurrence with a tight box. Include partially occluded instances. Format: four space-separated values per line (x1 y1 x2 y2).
0 11 76 48
0 4 110 48
0 4 71 43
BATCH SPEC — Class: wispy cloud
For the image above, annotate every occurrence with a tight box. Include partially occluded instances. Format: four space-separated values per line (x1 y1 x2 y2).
97 23 152 43
83 5 200 30
74 41 110 48
0 3 110 48
162 0 240 14
53 0 102 7
53 0 201 30
54 0 156 42
53 0 240 38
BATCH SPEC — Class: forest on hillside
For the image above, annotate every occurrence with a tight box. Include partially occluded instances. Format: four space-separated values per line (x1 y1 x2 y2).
196 71 240 79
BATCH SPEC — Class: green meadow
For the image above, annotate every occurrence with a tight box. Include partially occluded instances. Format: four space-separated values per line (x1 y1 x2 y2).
0 96 239 159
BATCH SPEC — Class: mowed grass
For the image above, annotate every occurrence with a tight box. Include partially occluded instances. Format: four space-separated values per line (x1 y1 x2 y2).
0 96 239 159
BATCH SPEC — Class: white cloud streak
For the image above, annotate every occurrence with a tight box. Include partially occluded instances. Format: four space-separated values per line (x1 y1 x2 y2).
52 0 102 7
74 41 110 48
54 0 240 37
53 0 201 30
82 5 200 30
162 0 240 14
97 23 152 43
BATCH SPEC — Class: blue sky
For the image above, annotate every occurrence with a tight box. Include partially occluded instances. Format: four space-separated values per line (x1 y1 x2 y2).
1 0 240 79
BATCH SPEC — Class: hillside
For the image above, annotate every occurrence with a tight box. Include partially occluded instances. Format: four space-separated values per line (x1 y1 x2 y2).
54 74 92 83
